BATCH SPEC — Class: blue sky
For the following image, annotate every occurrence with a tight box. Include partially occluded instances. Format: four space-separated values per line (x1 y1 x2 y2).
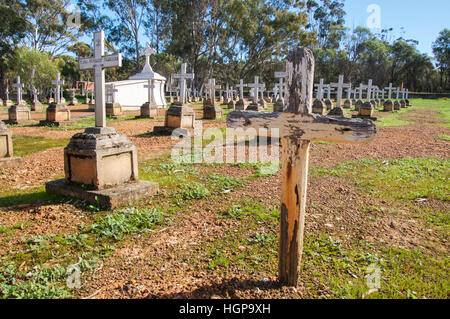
344 0 450 57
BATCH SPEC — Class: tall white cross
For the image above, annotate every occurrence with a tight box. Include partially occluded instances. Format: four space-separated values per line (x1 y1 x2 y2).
247 76 264 102
396 87 400 100
385 83 394 100
52 73 65 104
79 30 122 128
173 63 194 105
236 79 247 100
314 79 325 100
225 83 233 99
13 76 24 105
330 75 351 108
346 87 352 100
405 89 409 100
275 71 287 99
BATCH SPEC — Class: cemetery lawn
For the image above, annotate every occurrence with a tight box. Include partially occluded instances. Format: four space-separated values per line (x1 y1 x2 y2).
0 99 449 299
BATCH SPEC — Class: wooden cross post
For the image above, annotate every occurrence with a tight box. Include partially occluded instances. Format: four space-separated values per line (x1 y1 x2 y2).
13 76 24 105
78 30 122 128
247 76 264 103
227 47 377 286
52 73 65 104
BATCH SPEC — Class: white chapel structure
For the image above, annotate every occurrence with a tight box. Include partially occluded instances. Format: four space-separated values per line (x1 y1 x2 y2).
105 43 167 110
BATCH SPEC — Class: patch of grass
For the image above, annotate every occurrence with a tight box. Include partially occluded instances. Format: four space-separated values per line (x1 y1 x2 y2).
12 135 69 157
230 161 280 177
217 200 279 222
46 117 95 131
437 134 450 141
312 158 449 201
302 233 449 299
205 173 246 193
178 182 211 200
89 207 167 241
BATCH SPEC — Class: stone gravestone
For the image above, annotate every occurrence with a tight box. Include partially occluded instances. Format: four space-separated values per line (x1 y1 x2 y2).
105 84 122 117
69 89 79 106
48 88 55 104
0 120 23 168
7 76 32 124
40 73 73 127
258 83 267 108
235 79 247 111
154 63 195 135
30 86 43 111
329 74 350 117
355 83 364 112
399 88 406 108
274 71 287 112
383 83 395 112
203 78 223 119
246 76 265 112
46 30 158 209
88 89 95 111
353 80 376 120
227 47 376 286
312 78 326 115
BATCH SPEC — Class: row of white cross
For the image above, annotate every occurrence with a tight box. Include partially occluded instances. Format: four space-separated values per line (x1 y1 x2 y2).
315 77 410 107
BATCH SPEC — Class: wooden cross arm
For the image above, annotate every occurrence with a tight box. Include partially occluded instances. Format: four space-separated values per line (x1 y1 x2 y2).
226 111 376 144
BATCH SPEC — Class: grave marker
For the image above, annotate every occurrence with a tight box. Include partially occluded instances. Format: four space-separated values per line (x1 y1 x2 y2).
247 76 265 111
226 47 376 286
235 79 247 110
7 76 31 124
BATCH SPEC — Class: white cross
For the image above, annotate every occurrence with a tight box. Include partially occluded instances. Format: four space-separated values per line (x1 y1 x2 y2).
225 83 233 99
405 89 409 99
385 83 394 100
144 79 155 104
358 83 365 100
324 85 334 100
365 80 373 100
247 76 264 102
330 75 351 108
275 71 287 99
79 30 122 128
314 79 325 100
396 87 400 100
346 87 352 100
142 42 155 69
401 88 406 100
205 78 221 101
51 73 65 104
13 76 24 105
236 79 247 100
106 84 118 104
173 63 194 105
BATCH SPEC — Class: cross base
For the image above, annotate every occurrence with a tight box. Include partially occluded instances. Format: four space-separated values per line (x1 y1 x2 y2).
312 99 327 115
106 102 122 117
7 104 32 124
203 105 223 120
235 99 247 111
343 99 353 109
393 101 401 111
153 103 195 135
63 127 139 190
328 107 346 117
246 102 265 112
46 179 158 210
31 100 44 112
383 100 395 112
324 99 334 110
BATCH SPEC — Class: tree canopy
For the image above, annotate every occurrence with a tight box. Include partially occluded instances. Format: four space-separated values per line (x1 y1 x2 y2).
2 0 449 98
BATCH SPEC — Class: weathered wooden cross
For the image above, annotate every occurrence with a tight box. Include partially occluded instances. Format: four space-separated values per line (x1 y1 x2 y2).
227 47 377 286
330 75 351 108
173 63 194 105
78 30 122 128
52 73 65 104
13 76 24 104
